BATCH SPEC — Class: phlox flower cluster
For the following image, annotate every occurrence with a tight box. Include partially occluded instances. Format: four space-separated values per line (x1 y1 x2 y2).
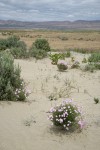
48 99 85 130
57 60 68 66
14 82 31 101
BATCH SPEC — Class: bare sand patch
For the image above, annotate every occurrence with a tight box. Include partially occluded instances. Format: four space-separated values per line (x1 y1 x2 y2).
0 53 100 150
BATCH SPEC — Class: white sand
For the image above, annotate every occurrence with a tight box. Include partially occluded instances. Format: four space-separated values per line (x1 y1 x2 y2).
0 53 100 150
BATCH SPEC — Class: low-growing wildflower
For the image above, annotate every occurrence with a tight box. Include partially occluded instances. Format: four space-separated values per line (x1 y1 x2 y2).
57 60 68 71
14 84 31 101
48 99 85 131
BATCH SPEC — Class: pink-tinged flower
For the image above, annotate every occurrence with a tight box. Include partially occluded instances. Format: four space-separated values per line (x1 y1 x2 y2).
59 118 63 123
57 60 68 66
50 107 54 113
64 112 68 115
26 89 31 94
78 120 85 129
58 109 62 112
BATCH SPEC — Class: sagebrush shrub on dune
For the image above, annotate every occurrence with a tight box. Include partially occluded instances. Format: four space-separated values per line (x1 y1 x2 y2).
29 48 47 59
29 38 50 59
34 38 50 52
0 51 30 101
0 35 28 59
0 35 20 51
11 47 28 59
48 99 84 131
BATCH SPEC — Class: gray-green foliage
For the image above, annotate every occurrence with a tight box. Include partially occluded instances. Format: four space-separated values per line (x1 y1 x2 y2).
84 53 100 71
0 35 20 51
11 47 28 59
0 51 27 101
0 35 28 59
30 38 50 59
34 38 50 52
88 53 100 63
29 48 47 59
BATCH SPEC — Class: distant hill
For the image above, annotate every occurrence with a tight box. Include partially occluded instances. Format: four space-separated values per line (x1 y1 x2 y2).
0 20 100 30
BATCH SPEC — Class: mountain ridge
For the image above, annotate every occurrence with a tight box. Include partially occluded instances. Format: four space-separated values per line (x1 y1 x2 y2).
0 20 100 30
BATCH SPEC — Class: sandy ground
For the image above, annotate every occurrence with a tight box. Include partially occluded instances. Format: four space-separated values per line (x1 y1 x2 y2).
0 52 100 150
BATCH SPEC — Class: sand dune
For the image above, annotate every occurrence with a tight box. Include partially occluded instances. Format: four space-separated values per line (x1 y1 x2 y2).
0 53 100 150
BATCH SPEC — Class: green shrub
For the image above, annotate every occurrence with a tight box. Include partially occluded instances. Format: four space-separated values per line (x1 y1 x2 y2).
0 39 8 51
11 47 28 59
0 51 30 101
49 53 65 65
29 48 47 59
94 63 100 69
6 35 20 48
48 99 84 131
0 35 27 52
34 38 50 52
88 53 100 63
94 98 99 104
65 51 71 57
84 64 96 72
82 58 87 63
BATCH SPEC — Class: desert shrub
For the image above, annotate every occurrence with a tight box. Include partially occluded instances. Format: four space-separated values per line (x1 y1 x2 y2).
94 98 99 104
88 53 100 63
0 35 27 52
29 48 47 59
16 40 27 50
71 61 80 69
65 51 71 57
0 39 8 51
48 99 84 131
94 63 100 69
84 63 100 72
6 35 20 48
57 60 68 71
82 58 87 63
33 38 50 52
71 56 75 62
10 47 28 59
58 36 68 41
84 64 96 72
49 53 65 65
0 51 30 101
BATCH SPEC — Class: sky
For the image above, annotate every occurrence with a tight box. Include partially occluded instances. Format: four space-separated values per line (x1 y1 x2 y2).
0 0 100 21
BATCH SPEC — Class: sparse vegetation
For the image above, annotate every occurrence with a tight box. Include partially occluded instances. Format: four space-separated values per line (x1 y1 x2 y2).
94 98 99 104
82 57 87 63
84 64 96 72
71 61 80 69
